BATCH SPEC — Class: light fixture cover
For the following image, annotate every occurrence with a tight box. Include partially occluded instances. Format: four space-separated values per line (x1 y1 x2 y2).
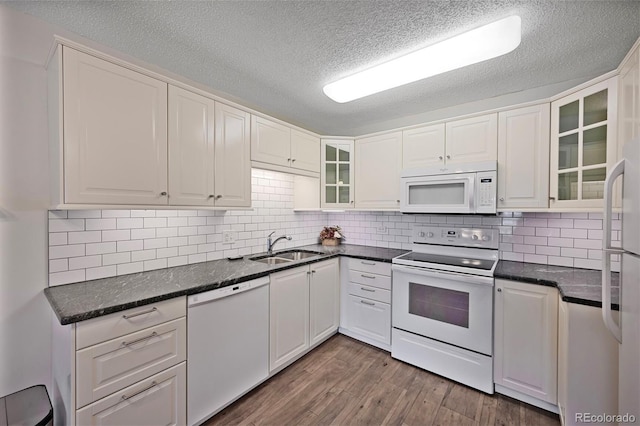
323 15 522 103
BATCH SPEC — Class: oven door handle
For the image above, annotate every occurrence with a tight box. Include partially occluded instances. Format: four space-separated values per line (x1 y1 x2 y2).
391 264 494 287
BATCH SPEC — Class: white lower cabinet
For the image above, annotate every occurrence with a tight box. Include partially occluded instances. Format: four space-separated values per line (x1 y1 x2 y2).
340 258 392 350
270 259 339 372
557 299 619 426
494 279 558 411
76 362 186 426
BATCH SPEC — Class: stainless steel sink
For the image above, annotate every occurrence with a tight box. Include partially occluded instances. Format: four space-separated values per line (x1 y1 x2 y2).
250 250 322 264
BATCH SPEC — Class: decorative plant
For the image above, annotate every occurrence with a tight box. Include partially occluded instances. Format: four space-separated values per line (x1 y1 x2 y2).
319 225 345 241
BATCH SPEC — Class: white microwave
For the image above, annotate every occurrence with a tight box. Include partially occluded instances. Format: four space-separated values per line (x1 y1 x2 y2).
400 162 497 214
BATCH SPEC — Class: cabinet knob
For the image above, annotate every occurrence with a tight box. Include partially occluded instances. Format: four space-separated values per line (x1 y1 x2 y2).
497 288 502 292
396 200 400 203
439 156 443 160
549 197 556 201
350 201 354 204
446 155 451 159
287 158 291 162
160 192 167 196
208 194 215 199
291 158 296 162
499 197 505 201
216 195 222 199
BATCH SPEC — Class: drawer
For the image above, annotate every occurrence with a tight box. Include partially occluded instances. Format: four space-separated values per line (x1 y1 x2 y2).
348 269 391 290
348 282 391 304
347 258 391 276
76 296 186 349
76 362 186 426
76 317 186 408
345 295 391 345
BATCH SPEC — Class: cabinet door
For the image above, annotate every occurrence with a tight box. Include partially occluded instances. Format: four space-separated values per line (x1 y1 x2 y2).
445 113 498 164
290 129 320 173
214 102 251 207
321 139 354 209
497 104 550 209
76 362 186 426
402 124 446 169
63 47 168 205
617 47 640 208
269 266 310 371
168 86 215 206
345 295 391 345
550 77 618 208
494 279 558 403
251 116 291 167
309 259 339 346
355 132 402 210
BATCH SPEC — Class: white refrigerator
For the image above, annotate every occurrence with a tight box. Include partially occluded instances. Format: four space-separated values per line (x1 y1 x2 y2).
602 137 640 421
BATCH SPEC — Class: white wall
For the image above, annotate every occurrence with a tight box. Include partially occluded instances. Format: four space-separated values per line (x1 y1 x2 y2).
0 6 54 396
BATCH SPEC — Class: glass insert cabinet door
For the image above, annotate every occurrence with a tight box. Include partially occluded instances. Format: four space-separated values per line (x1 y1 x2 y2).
321 139 355 208
550 77 618 207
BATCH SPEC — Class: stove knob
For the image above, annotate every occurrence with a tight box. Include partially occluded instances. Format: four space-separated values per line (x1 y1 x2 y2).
472 235 479 240
427 232 434 238
482 235 490 241
418 232 425 237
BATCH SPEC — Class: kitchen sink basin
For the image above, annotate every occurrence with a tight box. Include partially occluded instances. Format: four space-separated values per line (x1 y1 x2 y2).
250 250 322 264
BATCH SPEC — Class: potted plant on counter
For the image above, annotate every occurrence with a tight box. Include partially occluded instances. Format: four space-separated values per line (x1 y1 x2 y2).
319 226 345 246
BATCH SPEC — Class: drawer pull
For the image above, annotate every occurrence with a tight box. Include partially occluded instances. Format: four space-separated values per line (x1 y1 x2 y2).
121 381 158 401
360 300 375 306
122 307 157 320
360 274 376 279
122 332 158 348
361 261 376 266
360 287 376 292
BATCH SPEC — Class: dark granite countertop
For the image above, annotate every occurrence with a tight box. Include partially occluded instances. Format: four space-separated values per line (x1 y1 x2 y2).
495 260 620 310
45 244 408 325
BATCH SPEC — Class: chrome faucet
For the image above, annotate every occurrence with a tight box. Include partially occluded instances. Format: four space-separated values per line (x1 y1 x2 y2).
267 231 292 255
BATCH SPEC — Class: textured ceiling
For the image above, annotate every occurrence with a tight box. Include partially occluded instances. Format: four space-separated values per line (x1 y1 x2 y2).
3 1 640 136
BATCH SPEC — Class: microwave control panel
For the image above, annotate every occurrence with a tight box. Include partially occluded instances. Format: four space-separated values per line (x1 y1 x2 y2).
476 171 497 213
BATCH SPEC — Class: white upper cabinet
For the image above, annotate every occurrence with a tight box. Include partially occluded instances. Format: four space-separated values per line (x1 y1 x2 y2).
290 129 320 173
445 113 498 165
168 86 215 206
214 102 251 207
251 116 320 175
402 124 445 169
321 139 355 209
251 116 291 167
619 44 640 151
62 46 168 205
497 104 551 210
168 87 251 207
550 77 618 209
355 132 402 210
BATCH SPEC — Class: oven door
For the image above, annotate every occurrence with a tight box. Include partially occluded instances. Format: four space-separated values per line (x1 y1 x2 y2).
400 173 475 213
392 264 493 355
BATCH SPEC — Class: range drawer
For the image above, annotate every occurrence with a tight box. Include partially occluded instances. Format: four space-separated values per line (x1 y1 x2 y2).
348 282 391 304
76 317 186 408
76 296 186 349
347 258 391 277
348 269 391 290
76 362 186 426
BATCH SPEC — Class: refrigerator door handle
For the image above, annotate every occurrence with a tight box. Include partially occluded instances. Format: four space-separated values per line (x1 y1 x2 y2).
602 158 624 343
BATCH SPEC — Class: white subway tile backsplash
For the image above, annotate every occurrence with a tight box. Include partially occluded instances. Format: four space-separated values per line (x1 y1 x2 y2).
49 169 621 286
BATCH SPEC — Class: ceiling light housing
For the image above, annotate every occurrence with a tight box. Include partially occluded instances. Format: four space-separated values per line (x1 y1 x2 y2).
323 15 522 103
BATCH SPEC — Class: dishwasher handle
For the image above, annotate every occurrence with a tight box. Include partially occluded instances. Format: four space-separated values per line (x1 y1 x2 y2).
188 276 269 307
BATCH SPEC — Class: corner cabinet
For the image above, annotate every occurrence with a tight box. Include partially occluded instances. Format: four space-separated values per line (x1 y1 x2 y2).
269 259 339 372
321 139 355 209
550 77 618 209
494 279 558 411
355 132 402 210
57 46 169 206
497 104 551 210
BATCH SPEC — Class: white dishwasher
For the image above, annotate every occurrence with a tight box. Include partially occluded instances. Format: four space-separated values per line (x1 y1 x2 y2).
187 276 269 426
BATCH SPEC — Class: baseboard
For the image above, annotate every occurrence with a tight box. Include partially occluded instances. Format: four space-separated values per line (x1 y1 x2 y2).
495 384 559 414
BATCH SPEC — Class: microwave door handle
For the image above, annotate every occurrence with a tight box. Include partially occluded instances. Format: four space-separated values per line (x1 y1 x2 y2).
468 176 476 211
602 158 624 343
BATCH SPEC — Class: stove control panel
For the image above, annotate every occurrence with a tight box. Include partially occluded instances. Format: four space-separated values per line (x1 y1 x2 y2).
412 225 499 249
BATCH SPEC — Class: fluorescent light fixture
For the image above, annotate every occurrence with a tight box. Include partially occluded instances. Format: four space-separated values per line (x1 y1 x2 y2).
323 15 522 103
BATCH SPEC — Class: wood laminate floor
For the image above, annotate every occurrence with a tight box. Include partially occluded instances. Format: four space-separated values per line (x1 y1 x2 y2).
205 334 560 426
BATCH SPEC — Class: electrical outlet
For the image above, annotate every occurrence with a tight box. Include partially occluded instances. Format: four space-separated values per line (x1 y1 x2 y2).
223 231 236 244
376 226 388 235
